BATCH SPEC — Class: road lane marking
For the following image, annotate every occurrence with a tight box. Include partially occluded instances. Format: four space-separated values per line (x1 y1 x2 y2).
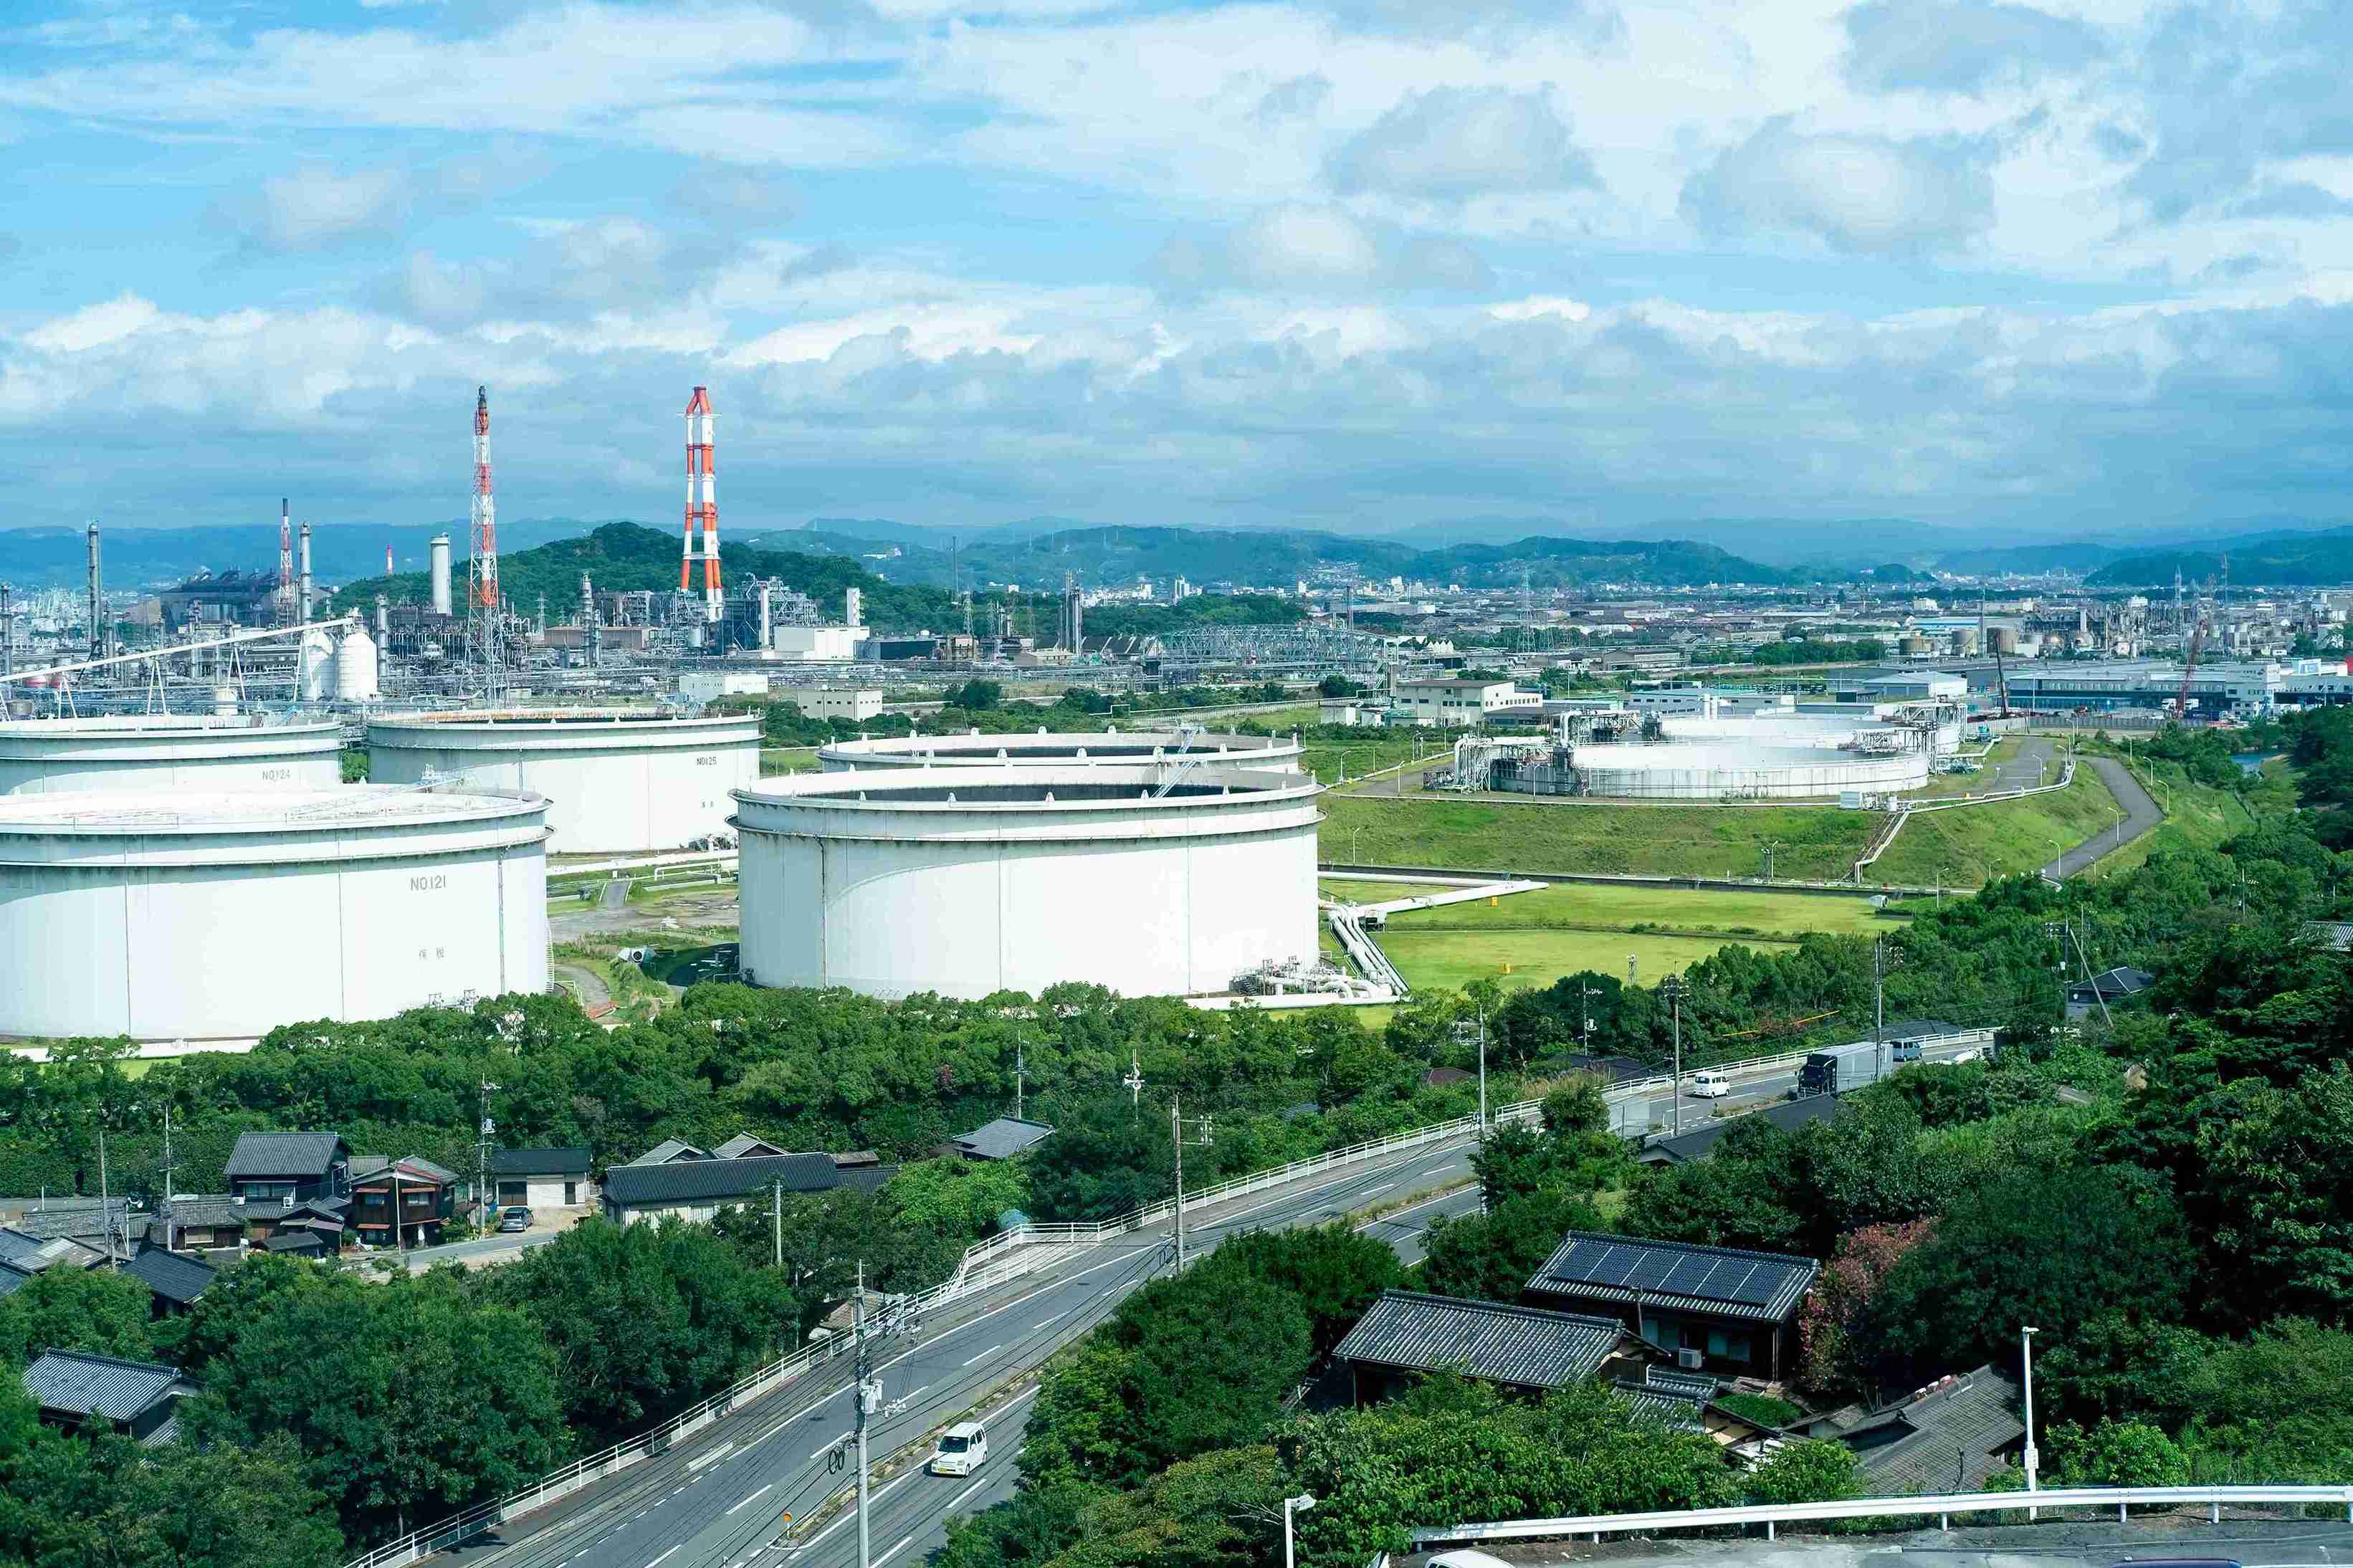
961 1344 1001 1367
876 1535 915 1567
794 1468 923 1552
725 1484 773 1516
1360 1182 1393 1197
689 1443 735 1471
647 1548 682 1568
945 1474 991 1515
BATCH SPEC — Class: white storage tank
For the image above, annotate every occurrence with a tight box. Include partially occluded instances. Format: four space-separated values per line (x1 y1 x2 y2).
335 624 381 702
733 763 1322 1000
0 785 549 1042
0 715 343 795
368 708 761 853
1568 739 1932 799
297 628 334 702
818 728 1304 773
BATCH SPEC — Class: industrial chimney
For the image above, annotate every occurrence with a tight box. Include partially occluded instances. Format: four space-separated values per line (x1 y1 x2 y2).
298 522 314 624
429 534 453 616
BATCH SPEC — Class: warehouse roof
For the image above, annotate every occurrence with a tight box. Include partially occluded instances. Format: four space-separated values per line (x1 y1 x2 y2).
123 1248 216 1308
1335 1291 1643 1390
951 1118 1056 1161
224 1132 348 1181
492 1147 593 1177
601 1154 846 1207
1527 1232 1818 1324
22 1349 194 1424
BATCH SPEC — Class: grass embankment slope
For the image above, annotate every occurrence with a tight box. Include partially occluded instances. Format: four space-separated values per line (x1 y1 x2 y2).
1870 757 2127 884
1320 794 1880 881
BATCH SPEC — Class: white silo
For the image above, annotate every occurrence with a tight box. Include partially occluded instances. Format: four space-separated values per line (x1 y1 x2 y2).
297 628 335 702
429 535 454 615
335 624 381 702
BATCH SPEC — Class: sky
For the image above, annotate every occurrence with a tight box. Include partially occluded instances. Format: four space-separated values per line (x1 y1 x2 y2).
4 0 2353 540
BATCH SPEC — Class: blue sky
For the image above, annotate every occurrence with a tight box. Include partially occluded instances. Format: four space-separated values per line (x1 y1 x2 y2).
5 0 2353 538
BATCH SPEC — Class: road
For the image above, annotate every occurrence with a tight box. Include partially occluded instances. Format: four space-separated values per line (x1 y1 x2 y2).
1403 1516 2353 1568
2035 748 2164 881
422 1036 1996 1568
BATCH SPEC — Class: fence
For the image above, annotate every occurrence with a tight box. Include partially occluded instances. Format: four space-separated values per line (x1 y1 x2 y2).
340 1033 1965 1568
1407 1483 2353 1549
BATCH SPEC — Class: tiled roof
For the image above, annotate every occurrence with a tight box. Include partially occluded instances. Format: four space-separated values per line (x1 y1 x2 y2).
1527 1231 1818 1324
601 1154 844 1207
1882 1018 1965 1041
837 1165 900 1197
715 1134 790 1160
224 1132 346 1180
0 1235 105 1273
7 1203 128 1243
161 1195 275 1228
123 1248 217 1306
350 1155 456 1186
1335 1291 1637 1390
492 1147 592 1176
262 1232 328 1253
950 1118 1056 1161
626 1138 710 1166
1838 1365 2025 1494
22 1349 191 1423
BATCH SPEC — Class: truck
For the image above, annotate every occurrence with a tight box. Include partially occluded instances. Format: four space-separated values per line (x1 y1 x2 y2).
1791 1041 1888 1099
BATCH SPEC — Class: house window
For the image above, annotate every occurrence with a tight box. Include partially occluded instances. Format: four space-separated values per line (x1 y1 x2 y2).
1705 1329 1753 1363
564 1182 578 1205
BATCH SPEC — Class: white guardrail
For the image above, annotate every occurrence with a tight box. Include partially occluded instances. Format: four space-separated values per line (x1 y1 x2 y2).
340 1033 1982 1568
1402 1483 2353 1553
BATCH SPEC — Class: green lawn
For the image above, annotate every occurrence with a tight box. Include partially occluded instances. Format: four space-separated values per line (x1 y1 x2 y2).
1374 881 1894 940
1319 879 1462 904
1377 927 1791 995
1319 794 1881 882
1871 757 2128 884
760 747 821 775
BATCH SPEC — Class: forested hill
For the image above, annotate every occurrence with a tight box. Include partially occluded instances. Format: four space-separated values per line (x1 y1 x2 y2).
811 521 1789 590
329 521 965 630
2087 529 2353 586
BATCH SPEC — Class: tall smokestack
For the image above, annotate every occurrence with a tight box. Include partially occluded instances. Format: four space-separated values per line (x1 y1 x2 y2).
844 586 862 628
582 573 601 665
298 522 314 624
429 534 453 616
86 522 103 661
375 593 390 639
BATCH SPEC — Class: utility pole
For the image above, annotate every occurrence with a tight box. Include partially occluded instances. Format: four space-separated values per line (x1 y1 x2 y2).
1660 975 1687 1136
772 1178 783 1268
476 1080 498 1225
1013 1036 1026 1122
1452 1012 1489 1133
1123 1047 1144 1108
1170 1094 1213 1271
97 1129 115 1269
161 1102 173 1204
855 1261 872 1568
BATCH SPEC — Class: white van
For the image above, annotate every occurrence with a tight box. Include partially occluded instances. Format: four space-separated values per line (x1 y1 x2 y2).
1685 1069 1732 1099
930 1421 988 1476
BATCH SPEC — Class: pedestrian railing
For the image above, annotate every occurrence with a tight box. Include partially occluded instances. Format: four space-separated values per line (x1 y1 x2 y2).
1409 1483 2353 1549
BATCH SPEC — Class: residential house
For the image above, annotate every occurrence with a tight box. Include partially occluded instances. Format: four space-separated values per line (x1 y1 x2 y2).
714 1134 791 1160
6 1201 133 1257
492 1148 596 1210
21 1349 195 1445
626 1138 712 1166
1333 1290 1664 1405
349 1157 457 1248
150 1195 277 1253
1610 1366 1785 1464
950 1117 1055 1162
1802 1365 2025 1493
2066 967 2155 1022
1638 1096 1846 1166
1523 1231 1819 1381
0 1229 106 1296
221 1132 350 1205
599 1153 897 1227
122 1249 216 1317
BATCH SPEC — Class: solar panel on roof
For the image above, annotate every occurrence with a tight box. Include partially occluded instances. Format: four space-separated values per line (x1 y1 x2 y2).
1559 1237 1613 1281
1627 1252 1679 1291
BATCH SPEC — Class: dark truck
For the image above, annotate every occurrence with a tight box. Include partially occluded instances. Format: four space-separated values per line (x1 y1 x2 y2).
1793 1041 1889 1099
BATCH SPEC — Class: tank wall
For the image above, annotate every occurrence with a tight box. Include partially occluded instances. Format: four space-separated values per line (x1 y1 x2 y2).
373 740 757 851
0 745 341 796
738 821 1317 1000
0 841 545 1040
1570 741 1930 798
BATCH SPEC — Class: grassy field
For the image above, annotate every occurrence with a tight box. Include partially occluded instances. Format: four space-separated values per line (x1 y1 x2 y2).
1320 794 1881 882
1299 734 1435 786
1376 927 1791 994
1320 879 1461 903
1871 754 2128 884
760 747 820 775
1374 882 1894 939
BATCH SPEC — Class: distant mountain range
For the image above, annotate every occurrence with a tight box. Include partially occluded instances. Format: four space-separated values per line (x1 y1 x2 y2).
2086 527 2353 587
0 519 594 593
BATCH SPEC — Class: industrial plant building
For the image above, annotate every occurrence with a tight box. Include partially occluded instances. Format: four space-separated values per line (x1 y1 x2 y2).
732 764 1323 1000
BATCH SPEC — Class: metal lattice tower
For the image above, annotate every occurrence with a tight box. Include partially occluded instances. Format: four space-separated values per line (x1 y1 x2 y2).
682 386 720 621
468 386 504 697
277 499 294 626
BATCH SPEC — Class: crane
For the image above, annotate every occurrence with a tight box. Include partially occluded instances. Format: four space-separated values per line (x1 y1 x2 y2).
2175 555 2224 721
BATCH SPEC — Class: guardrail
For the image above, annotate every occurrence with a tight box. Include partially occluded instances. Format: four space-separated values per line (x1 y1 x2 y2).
1411 1483 2353 1548
343 1032 1985 1568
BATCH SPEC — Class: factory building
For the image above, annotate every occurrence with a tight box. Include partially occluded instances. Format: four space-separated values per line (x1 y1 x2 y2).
798 688 885 722
1393 678 1521 727
732 764 1322 1000
1993 660 2281 718
817 729 1302 771
0 716 343 795
0 786 548 1042
367 709 760 854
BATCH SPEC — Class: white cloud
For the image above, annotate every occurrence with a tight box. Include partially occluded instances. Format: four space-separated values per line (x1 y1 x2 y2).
1331 86 1595 199
246 164 410 252
1682 118 1998 256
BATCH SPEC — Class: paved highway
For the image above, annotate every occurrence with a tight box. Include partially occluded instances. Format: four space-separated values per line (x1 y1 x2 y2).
435 1038 1987 1568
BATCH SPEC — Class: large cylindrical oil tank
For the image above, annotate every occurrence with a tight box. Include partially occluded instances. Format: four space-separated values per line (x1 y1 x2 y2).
732 764 1323 1000
368 708 761 852
335 625 381 702
0 715 343 795
1567 740 1931 799
0 785 548 1041
817 728 1304 772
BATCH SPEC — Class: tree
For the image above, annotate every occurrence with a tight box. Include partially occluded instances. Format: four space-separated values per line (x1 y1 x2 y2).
2189 1066 2353 1326
1421 1190 1601 1304
947 679 1003 712
1617 1118 1808 1253
885 1157 1031 1238
1863 1166 2192 1385
1203 1224 1400 1356
1112 1271 1313 1476
492 1218 798 1443
0 1266 157 1368
171 1251 334 1373
1742 1438 1863 1505
186 1271 567 1539
2046 1419 2190 1486
1025 1101 1174 1222
1796 1220 1937 1400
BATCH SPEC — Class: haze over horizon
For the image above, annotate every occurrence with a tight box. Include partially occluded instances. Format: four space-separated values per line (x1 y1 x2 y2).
6 0 2352 540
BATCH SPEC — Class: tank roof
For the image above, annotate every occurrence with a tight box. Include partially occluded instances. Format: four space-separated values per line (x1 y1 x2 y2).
371 707 745 728
744 763 1320 811
0 784 543 832
0 714 341 737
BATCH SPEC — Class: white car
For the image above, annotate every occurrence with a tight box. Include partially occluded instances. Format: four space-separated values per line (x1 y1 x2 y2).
1685 1069 1732 1099
930 1421 988 1476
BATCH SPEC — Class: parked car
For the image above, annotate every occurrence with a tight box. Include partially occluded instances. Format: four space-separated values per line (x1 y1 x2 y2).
498 1206 533 1233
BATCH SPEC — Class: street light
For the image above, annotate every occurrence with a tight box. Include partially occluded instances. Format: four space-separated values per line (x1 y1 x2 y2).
1284 1493 1317 1568
2020 1326 2042 1509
